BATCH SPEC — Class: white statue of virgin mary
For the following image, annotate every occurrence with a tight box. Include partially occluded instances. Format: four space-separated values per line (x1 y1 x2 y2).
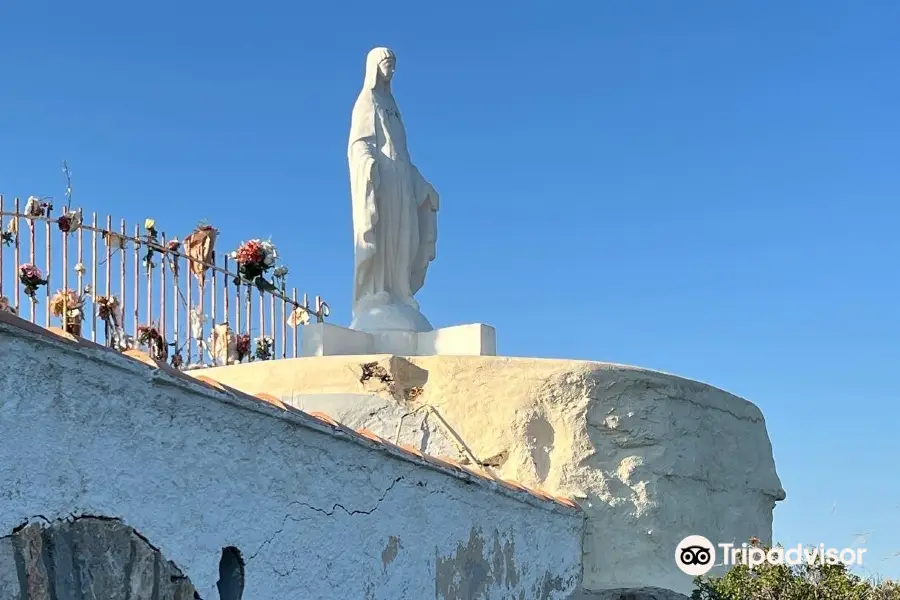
348 47 439 333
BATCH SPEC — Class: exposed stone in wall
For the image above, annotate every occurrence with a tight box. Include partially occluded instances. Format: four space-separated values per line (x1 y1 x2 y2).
0 517 199 599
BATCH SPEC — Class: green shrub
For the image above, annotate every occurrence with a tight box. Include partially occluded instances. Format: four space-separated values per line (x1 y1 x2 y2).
691 541 900 600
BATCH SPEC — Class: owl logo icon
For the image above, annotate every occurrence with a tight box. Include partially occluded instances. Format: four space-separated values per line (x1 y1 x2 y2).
676 535 716 576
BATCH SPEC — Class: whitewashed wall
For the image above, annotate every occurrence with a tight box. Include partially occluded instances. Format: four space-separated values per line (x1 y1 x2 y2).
0 317 584 600
197 354 784 597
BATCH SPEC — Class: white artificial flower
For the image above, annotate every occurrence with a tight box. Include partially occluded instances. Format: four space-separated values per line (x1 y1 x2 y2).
273 265 288 278
259 240 278 266
255 336 274 358
66 211 82 230
24 196 43 218
74 262 86 275
287 306 310 328
190 306 207 340
207 322 236 366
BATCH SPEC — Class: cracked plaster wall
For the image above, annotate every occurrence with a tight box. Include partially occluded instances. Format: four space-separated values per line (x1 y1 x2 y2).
0 326 583 600
198 355 785 597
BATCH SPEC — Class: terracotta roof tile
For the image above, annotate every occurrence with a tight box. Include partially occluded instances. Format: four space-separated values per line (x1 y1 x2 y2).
280 403 308 416
498 479 529 493
523 486 554 502
457 464 489 479
553 496 580 509
355 428 383 444
46 326 80 343
366 434 407 455
421 454 464 474
399 444 425 458
252 392 287 410
121 349 186 379
191 375 228 393
307 411 339 427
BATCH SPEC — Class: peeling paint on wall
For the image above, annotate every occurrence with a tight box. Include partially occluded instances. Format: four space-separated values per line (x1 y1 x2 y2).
381 536 402 572
434 526 541 600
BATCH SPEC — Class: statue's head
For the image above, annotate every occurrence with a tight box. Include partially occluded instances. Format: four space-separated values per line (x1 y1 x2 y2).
364 47 396 90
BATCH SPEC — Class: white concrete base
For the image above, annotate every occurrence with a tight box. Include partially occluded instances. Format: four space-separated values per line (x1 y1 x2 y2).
301 323 496 357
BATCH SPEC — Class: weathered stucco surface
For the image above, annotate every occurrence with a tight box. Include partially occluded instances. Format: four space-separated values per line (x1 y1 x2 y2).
198 354 785 596
0 319 583 600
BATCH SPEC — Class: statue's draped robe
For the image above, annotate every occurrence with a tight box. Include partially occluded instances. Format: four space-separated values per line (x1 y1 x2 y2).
348 49 438 315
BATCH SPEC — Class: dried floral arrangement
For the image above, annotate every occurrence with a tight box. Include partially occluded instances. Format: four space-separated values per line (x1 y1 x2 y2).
0 166 327 373
184 222 217 282
50 287 91 335
96 295 131 351
49 288 88 319
137 323 169 361
235 333 251 363
56 210 82 233
23 196 50 218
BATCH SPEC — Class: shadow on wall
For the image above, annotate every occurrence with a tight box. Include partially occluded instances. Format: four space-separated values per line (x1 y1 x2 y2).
0 516 245 600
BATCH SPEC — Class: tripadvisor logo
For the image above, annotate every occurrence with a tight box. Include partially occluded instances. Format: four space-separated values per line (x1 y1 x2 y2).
675 535 716 576
675 535 868 576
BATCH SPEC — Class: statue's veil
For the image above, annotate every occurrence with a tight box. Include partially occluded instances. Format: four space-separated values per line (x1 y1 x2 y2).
363 47 395 91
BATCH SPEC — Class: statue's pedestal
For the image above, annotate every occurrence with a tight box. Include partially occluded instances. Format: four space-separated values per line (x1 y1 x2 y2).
301 322 496 357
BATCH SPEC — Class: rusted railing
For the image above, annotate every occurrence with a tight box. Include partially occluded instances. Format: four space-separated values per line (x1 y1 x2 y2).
0 195 329 368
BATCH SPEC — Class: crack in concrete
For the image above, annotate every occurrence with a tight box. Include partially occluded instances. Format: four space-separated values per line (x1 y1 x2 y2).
598 383 763 423
292 476 404 517
246 476 405 564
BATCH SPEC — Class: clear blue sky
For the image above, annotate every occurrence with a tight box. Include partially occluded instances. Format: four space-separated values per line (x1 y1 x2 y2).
2 0 898 579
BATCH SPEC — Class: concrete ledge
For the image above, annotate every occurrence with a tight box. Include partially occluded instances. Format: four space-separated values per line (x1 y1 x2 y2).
419 324 496 356
301 322 496 357
301 323 374 356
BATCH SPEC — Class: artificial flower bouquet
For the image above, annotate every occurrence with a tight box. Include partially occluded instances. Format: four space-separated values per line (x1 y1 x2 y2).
231 239 277 286
19 264 49 300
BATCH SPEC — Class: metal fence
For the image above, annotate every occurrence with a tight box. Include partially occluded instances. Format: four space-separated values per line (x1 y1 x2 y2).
0 195 329 368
